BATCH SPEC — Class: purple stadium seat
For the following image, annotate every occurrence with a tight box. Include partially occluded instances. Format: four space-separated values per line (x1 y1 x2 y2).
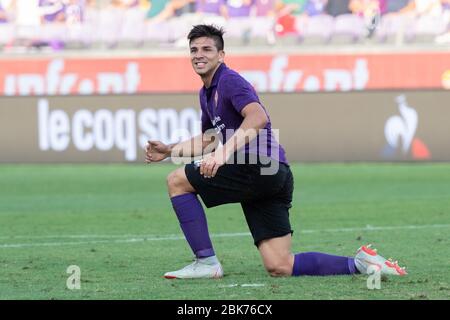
248 16 274 45
375 14 416 43
98 8 124 47
250 17 275 38
75 7 100 45
146 21 171 44
0 23 15 45
39 23 67 43
233 16 275 45
225 17 253 38
332 14 365 42
298 14 334 43
120 7 147 45
15 25 40 42
414 15 448 37
65 22 85 45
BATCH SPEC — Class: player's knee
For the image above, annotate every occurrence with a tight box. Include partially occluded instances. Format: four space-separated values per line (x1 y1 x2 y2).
167 170 182 189
166 169 189 195
264 260 292 277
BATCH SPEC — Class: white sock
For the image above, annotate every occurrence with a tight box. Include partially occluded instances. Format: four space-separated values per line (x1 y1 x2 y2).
199 255 219 265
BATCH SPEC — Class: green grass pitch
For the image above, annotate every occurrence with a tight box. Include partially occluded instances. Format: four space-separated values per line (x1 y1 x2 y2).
0 163 449 300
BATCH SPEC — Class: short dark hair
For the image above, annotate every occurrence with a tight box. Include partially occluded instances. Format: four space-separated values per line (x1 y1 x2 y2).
187 24 225 51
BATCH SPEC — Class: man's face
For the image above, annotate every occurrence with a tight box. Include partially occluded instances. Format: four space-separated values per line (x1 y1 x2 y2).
190 37 224 77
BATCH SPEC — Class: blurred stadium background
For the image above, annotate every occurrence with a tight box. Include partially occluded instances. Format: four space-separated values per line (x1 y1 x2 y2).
0 0 449 50
0 0 450 300
1 0 449 162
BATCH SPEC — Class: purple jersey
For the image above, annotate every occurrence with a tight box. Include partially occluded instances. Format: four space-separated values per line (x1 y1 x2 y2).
39 0 65 22
0 4 7 23
304 0 327 16
196 0 224 14
200 63 288 165
224 0 254 17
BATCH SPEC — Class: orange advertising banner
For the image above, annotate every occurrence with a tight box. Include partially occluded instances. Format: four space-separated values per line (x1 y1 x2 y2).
1 52 449 95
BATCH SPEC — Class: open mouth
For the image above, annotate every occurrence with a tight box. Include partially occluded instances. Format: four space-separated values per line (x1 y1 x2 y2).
194 62 207 68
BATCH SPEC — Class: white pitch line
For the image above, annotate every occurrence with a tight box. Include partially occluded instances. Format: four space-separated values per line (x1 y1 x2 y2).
0 224 449 249
0 233 250 249
299 223 450 234
0 223 448 240
0 232 250 241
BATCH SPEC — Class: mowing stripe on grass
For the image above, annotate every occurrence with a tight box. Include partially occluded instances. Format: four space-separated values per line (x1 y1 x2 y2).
0 224 449 249
0 233 249 249
0 223 449 240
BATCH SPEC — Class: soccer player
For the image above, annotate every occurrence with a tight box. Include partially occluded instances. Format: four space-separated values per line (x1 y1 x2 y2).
145 24 407 279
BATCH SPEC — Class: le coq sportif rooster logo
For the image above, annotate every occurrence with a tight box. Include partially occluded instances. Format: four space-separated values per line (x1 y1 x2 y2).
383 95 430 160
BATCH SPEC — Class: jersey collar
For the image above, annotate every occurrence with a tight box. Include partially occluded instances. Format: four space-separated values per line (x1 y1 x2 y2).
206 63 226 89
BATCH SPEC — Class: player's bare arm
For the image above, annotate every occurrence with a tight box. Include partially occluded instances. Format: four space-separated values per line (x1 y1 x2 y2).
145 131 218 163
199 102 269 178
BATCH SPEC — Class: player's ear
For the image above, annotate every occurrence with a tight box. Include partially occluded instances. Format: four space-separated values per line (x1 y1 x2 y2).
219 50 225 62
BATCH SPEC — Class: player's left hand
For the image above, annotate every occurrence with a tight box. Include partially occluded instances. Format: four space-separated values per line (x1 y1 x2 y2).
200 148 229 178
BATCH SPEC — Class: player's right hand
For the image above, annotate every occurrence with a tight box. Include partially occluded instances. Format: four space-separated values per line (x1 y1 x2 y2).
145 140 170 163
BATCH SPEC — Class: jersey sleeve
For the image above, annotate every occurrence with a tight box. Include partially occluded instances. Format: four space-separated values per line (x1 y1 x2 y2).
220 73 260 114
